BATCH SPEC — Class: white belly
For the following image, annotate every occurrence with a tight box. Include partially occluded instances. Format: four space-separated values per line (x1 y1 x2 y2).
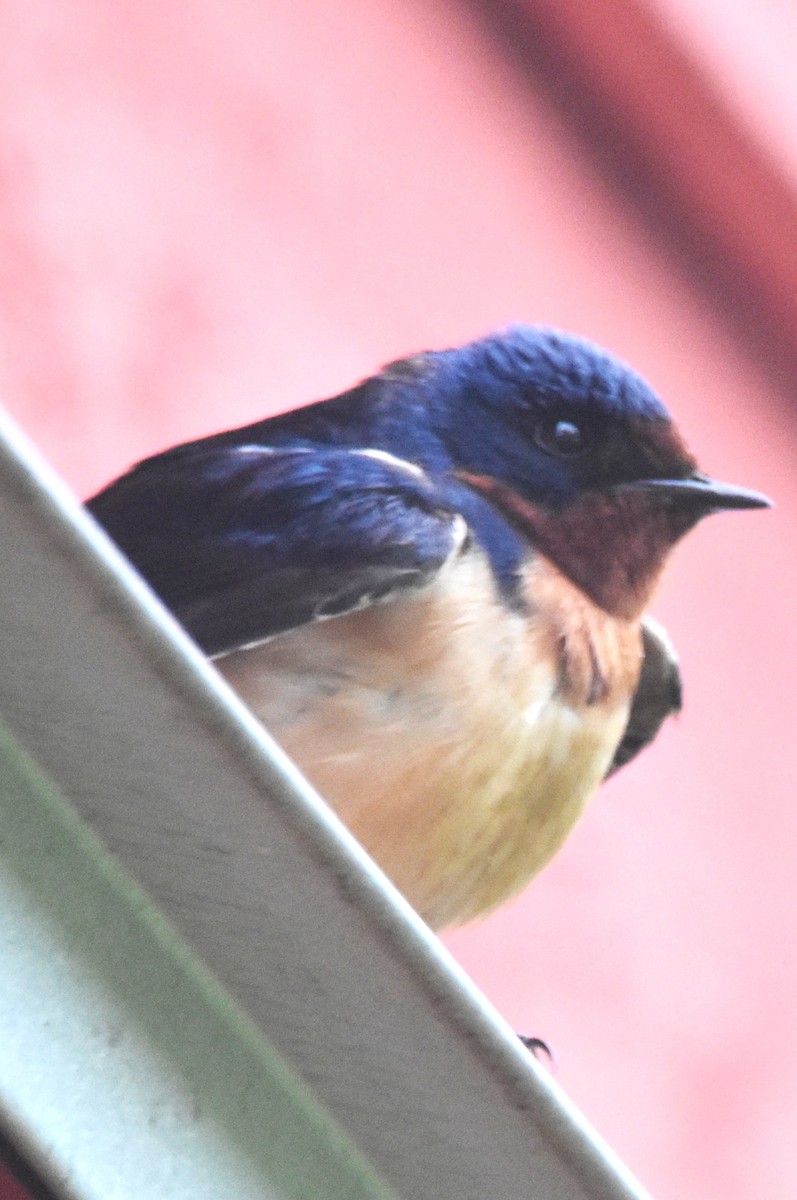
217 551 640 928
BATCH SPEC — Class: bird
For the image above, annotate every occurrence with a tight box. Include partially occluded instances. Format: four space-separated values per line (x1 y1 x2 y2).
87 326 770 930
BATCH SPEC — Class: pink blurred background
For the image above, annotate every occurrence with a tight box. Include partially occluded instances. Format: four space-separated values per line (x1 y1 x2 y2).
2 2 796 1197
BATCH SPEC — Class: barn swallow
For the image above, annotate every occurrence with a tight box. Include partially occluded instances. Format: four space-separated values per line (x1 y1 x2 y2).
88 326 770 930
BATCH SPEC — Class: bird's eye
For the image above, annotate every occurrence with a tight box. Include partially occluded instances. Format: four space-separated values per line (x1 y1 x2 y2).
534 417 585 457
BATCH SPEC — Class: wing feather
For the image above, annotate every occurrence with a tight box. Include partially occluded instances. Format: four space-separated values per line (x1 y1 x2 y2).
607 617 682 776
88 444 466 656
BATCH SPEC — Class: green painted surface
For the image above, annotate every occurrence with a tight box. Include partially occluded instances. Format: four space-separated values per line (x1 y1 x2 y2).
0 720 396 1200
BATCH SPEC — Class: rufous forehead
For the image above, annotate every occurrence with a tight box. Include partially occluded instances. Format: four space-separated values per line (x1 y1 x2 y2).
633 414 696 470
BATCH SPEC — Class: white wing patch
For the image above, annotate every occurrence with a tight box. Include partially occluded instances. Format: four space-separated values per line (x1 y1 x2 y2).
355 447 427 479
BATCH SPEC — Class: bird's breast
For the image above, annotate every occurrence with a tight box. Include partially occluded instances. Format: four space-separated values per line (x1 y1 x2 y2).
217 548 643 928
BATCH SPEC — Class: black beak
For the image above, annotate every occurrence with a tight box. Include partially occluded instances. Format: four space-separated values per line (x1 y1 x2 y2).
623 473 772 512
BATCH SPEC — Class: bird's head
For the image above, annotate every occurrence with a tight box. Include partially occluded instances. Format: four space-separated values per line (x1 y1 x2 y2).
386 326 770 619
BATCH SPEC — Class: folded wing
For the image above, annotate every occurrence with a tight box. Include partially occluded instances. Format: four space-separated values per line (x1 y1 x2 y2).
87 444 466 657
607 617 682 776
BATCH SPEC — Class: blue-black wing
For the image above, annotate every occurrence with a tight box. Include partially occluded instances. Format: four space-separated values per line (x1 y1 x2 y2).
606 618 682 776
87 444 466 657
